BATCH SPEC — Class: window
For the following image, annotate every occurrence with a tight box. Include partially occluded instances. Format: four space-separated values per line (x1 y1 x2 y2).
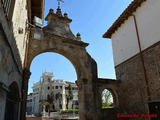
75 101 79 105
52 104 55 110
102 89 113 109
59 104 62 109
56 86 58 89
1 0 15 20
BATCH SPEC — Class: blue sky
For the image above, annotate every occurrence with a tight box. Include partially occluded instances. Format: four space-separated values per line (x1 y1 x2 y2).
28 0 133 93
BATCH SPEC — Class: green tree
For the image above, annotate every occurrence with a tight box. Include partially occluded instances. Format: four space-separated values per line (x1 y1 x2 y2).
47 94 53 116
66 84 73 109
102 89 113 108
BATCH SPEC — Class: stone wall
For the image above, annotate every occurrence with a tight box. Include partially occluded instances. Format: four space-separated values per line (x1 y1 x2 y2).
0 24 22 120
97 78 120 108
142 41 160 100
115 41 160 114
97 78 121 119
0 0 29 119
11 0 29 65
96 42 160 119
101 108 122 120
115 55 147 113
0 0 29 71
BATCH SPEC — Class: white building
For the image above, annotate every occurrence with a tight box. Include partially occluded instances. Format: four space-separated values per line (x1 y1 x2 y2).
26 93 33 115
103 0 160 114
26 72 79 116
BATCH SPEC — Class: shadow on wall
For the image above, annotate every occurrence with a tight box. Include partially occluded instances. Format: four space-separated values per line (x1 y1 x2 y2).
4 82 20 120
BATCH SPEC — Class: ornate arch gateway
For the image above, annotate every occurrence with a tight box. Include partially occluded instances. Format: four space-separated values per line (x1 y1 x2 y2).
22 7 100 120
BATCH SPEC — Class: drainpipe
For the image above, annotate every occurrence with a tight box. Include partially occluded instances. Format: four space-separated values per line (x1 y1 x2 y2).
132 14 151 102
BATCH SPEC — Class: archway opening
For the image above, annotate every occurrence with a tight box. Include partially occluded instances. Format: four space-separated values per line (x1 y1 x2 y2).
26 52 79 119
101 89 114 109
5 82 20 120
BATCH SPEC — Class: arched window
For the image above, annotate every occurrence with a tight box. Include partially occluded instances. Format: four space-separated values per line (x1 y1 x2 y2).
101 89 113 109
1 0 15 20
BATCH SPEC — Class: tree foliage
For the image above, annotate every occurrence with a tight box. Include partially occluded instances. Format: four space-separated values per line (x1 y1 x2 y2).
66 84 73 109
102 89 113 108
60 109 79 114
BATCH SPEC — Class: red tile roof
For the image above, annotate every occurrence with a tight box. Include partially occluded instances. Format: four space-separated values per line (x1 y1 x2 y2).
103 0 146 38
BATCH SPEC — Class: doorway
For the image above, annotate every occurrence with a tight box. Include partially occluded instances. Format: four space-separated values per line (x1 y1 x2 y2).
5 82 20 120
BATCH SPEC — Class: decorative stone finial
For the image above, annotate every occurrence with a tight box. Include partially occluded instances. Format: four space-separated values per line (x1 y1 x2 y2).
56 6 62 16
44 7 75 39
76 32 81 41
49 9 54 13
64 13 68 18
77 32 81 37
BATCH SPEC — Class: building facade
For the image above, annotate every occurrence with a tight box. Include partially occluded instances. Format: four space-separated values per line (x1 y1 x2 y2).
0 0 44 119
1 0 160 120
26 72 79 116
26 93 33 115
103 0 160 117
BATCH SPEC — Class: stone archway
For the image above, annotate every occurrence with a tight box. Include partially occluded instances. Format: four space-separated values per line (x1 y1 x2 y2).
22 8 100 120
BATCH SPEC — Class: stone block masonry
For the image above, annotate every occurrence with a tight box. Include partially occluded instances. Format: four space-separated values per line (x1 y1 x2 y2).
115 41 160 114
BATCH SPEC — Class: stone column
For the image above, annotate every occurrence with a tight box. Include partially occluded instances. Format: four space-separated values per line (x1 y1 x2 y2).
76 77 100 120
62 85 66 110
20 69 31 120
76 78 93 120
76 79 84 120
42 104 46 117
